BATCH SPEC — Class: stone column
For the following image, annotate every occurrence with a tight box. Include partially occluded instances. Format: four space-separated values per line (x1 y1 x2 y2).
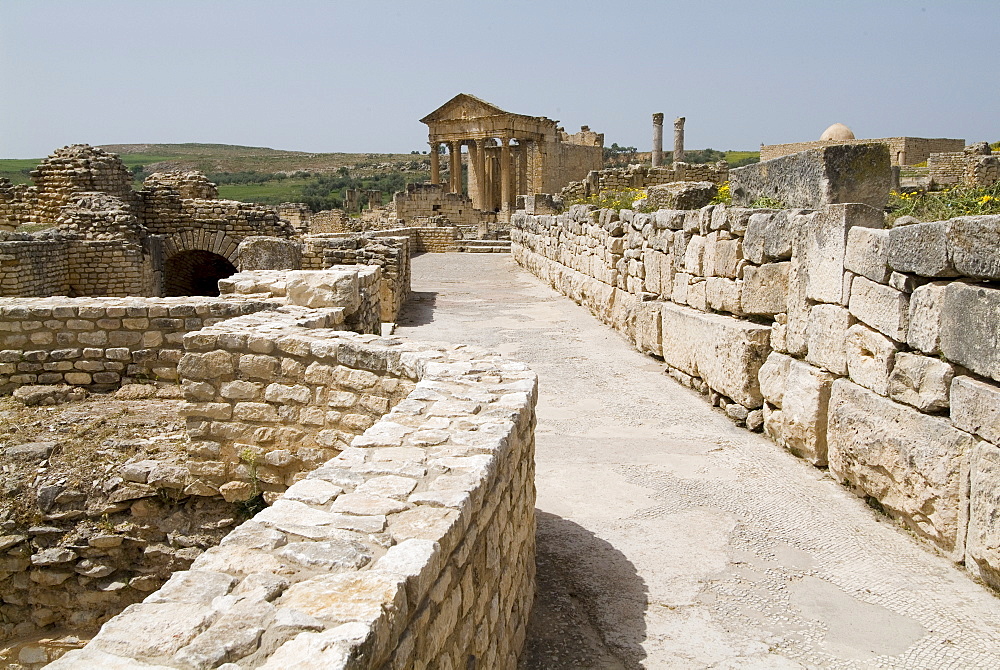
367 189 380 210
473 139 487 209
430 142 440 184
517 142 528 197
673 117 686 165
652 113 664 167
449 141 462 194
500 139 512 211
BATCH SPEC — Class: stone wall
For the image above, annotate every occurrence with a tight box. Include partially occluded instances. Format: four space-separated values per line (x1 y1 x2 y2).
48 319 537 669
928 152 1000 188
513 203 1000 587
392 183 494 229
761 137 965 166
560 162 729 202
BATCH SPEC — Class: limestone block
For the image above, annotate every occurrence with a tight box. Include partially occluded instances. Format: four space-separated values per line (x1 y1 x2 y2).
844 323 898 396
743 211 795 264
907 282 948 354
286 270 361 311
741 262 790 316
634 300 663 357
784 249 810 357
805 304 854 375
671 272 690 305
684 235 705 275
940 282 1000 383
799 204 884 304
730 143 891 209
967 442 1000 589
951 376 1000 445
758 352 792 407
778 359 836 465
844 226 891 283
703 233 742 278
886 352 953 412
827 379 975 555
647 181 717 210
237 237 302 271
888 216 1000 280
705 277 742 315
660 302 771 408
90 602 217 658
847 276 909 342
687 281 707 311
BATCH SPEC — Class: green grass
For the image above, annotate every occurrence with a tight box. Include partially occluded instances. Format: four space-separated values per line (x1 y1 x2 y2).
725 151 759 163
888 182 1000 224
217 178 312 205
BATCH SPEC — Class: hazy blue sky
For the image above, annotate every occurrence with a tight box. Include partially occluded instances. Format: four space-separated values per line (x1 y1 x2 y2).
2 0 997 158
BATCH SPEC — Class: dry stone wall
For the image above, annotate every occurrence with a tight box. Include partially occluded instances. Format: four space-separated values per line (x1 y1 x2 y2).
560 162 729 202
513 202 1000 587
928 151 1000 188
761 137 965 166
49 322 537 670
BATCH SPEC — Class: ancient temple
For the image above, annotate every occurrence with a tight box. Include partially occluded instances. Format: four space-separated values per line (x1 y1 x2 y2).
421 94 603 214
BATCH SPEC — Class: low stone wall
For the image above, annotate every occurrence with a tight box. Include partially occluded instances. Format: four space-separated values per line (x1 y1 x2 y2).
928 151 1000 188
371 226 459 253
513 203 1000 587
560 162 728 202
49 325 537 669
761 137 965 166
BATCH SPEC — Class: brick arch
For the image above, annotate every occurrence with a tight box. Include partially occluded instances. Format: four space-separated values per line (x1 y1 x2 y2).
160 230 243 297
161 229 241 265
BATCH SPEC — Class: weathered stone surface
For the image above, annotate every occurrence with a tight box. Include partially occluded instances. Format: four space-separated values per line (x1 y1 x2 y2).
145 570 237 605
90 602 216 659
45 648 177 670
888 216 1000 280
805 304 854 375
741 262 790 316
888 352 953 412
907 282 948 354
966 442 1000 589
647 181 717 210
844 324 898 396
761 356 836 465
940 282 1000 383
237 236 302 271
660 302 771 408
285 271 360 311
743 211 796 264
827 379 975 555
844 226 891 283
951 376 1000 445
634 300 663 356
798 204 884 304
705 277 742 315
703 233 742 278
278 540 372 570
729 144 891 209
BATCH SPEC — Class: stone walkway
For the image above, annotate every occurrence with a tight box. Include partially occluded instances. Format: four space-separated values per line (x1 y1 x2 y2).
395 253 1000 669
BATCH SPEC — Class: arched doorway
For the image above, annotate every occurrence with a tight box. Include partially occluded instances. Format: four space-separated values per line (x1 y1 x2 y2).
163 250 237 296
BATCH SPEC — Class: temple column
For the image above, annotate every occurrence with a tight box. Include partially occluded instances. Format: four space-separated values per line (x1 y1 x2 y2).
474 139 487 209
430 142 440 184
500 139 512 211
652 113 664 167
516 142 528 196
449 141 462 193
673 117 686 165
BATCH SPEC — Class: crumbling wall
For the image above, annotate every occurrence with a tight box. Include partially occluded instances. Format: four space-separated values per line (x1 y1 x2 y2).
513 201 1000 587
560 162 729 202
48 322 537 670
761 137 965 166
928 151 1000 188
392 183 493 229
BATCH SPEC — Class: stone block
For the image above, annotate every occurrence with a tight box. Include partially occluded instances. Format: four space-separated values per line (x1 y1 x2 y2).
703 233 742 278
237 236 303 271
888 215 1000 280
798 204 884 304
660 302 771 408
743 211 795 264
647 181 717 210
730 143 891 209
907 282 948 354
684 235 705 275
286 270 361 311
759 354 835 465
844 226 891 283
758 352 792 407
967 442 1000 589
828 379 975 556
951 376 1000 445
844 323 898 396
940 282 1000 383
805 304 854 375
634 300 662 357
741 262 790 316
887 220 955 277
886 352 953 413
705 277 742 315
848 276 909 342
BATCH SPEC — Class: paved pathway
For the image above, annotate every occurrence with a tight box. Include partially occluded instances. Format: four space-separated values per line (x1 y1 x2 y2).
395 253 1000 669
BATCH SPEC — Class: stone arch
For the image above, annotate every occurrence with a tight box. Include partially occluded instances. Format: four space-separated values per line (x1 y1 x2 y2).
160 231 242 296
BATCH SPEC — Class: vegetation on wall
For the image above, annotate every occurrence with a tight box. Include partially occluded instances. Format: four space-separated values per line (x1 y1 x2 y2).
887 182 1000 224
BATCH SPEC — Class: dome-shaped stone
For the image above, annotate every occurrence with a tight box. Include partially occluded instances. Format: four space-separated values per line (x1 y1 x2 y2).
820 123 855 141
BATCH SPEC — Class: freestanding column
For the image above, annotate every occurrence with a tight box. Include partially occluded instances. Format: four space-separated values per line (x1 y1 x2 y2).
500 139 512 212
673 117 686 165
516 142 528 197
449 142 462 193
430 142 440 184
652 113 664 167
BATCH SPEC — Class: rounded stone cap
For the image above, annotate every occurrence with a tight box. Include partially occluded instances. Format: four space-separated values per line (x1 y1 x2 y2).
820 123 855 141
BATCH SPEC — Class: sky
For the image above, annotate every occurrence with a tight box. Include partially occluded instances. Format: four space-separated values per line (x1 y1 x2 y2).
1 0 998 159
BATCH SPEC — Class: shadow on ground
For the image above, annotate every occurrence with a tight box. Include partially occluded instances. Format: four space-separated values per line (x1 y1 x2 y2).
520 511 648 670
398 291 437 327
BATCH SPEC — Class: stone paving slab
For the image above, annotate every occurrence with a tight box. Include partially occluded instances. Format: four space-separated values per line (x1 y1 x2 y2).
396 252 1000 669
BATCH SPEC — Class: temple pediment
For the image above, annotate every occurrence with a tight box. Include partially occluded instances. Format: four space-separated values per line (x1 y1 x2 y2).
420 94 510 124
